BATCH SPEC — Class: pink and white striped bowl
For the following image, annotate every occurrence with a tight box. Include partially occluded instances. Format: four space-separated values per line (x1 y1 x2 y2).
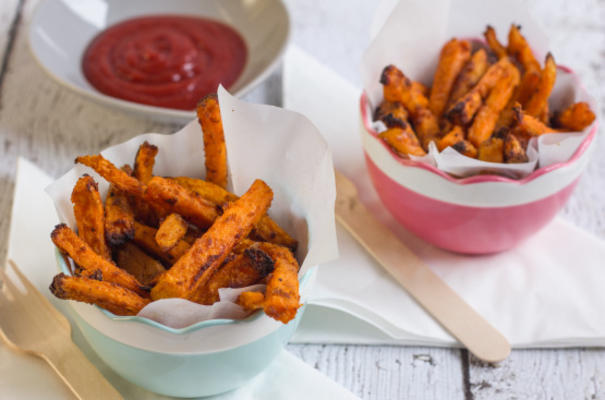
360 92 598 254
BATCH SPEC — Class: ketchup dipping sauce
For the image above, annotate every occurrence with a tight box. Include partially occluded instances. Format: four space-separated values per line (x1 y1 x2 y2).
82 15 247 110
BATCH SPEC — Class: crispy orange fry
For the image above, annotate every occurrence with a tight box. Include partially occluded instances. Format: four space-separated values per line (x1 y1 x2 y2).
477 137 504 163
429 39 471 117
554 102 596 131
195 243 274 305
144 176 219 229
50 273 149 316
449 49 489 105
379 125 426 157
237 291 265 311
71 175 111 260
155 213 188 252
504 133 529 163
173 177 298 252
446 57 511 125
133 141 158 184
524 53 556 117
105 179 135 247
380 65 429 113
76 154 144 198
507 24 540 71
513 104 556 136
151 179 273 301
51 224 145 296
412 108 441 149
133 221 190 265
238 243 301 324
197 94 228 189
484 26 507 59
437 126 464 151
373 100 409 128
468 64 520 147
116 243 166 287
451 140 478 158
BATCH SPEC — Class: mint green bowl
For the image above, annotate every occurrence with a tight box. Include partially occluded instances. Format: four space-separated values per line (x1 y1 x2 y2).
57 250 312 398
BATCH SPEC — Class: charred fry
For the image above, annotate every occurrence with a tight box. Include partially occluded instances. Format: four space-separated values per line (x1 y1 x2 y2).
151 179 273 301
105 177 135 247
197 94 228 188
513 104 556 136
133 141 158 184
51 224 146 296
144 176 219 229
452 140 478 158
71 175 111 260
76 154 144 198
373 101 409 128
50 273 149 316
553 102 596 131
449 49 489 105
504 133 529 163
429 39 471 117
115 243 166 287
155 213 188 252
437 126 464 151
379 125 426 157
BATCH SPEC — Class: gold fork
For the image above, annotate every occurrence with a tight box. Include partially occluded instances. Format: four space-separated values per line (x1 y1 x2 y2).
0 259 122 399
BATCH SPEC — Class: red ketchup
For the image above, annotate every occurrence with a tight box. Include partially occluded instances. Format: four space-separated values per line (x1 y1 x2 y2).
82 15 247 110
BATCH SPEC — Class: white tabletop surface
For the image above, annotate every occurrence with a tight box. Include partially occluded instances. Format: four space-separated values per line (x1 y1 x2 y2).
0 0 604 399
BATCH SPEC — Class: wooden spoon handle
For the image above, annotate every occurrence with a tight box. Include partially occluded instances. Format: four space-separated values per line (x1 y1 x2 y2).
41 342 123 400
335 196 511 363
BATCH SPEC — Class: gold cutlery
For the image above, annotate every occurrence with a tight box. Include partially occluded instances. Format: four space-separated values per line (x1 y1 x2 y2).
0 260 123 399
334 171 511 363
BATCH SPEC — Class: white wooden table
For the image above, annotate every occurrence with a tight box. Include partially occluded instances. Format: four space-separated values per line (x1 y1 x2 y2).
1 1 604 399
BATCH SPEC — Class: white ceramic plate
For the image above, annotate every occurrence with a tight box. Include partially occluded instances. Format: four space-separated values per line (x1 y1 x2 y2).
28 0 290 122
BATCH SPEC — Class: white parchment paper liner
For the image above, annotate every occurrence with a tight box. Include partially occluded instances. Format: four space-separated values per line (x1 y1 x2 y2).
46 86 338 335
361 0 598 179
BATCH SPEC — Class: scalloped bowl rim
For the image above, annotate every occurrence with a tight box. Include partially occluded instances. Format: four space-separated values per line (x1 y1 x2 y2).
361 65 598 186
56 248 311 335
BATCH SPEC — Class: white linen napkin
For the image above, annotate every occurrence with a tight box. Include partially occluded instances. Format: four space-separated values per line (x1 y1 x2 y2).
0 157 358 399
284 45 605 348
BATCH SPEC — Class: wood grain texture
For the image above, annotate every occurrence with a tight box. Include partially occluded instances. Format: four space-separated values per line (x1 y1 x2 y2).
289 344 466 400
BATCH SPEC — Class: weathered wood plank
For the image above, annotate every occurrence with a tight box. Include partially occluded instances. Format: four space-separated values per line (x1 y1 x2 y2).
289 344 466 400
469 350 605 399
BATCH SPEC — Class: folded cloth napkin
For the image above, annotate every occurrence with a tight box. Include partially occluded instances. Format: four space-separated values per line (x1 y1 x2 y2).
1 158 358 400
284 45 605 348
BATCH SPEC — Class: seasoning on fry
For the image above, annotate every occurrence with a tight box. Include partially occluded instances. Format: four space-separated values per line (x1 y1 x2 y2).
76 154 144 197
133 141 158 184
197 94 228 188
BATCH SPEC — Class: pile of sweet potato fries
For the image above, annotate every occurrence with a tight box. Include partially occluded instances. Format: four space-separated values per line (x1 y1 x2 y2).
374 24 595 164
49 95 301 324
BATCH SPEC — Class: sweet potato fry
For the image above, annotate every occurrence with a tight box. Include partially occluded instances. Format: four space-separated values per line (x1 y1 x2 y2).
449 48 489 105
237 291 265 311
105 179 135 247
133 141 158 184
477 137 504 163
50 273 149 316
446 57 511 125
133 221 190 265
412 108 441 149
524 53 556 117
553 102 596 131
484 26 507 59
513 104 556 136
468 64 520 147
71 175 111 260
238 243 301 324
115 243 166 287
173 177 298 252
197 94 228 188
155 213 188 252
195 243 275 305
373 100 409 128
452 140 478 158
151 179 273 301
507 24 541 73
380 65 429 113
437 126 464 151
51 224 146 296
76 154 144 198
429 38 471 117
379 125 426 157
504 133 529 163
144 176 219 229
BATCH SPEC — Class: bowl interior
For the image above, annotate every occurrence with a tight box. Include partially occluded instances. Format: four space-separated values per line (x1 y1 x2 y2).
29 0 290 121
